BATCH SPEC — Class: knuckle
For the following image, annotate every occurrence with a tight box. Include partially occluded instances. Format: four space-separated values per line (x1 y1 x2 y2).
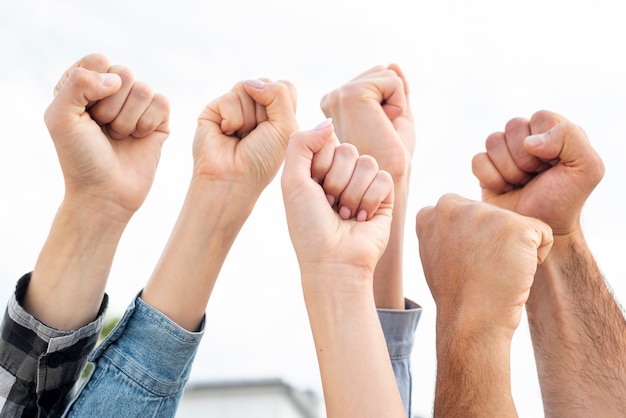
319 93 331 112
471 153 485 174
530 109 552 122
152 93 170 114
109 65 135 83
377 170 393 186
357 154 379 171
130 81 153 101
67 67 91 88
136 116 157 137
335 143 359 159
337 84 363 106
485 132 503 150
504 117 526 133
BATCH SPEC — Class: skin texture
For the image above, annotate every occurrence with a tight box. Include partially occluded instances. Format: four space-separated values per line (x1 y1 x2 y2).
24 54 169 330
282 121 405 417
472 110 626 417
416 194 553 418
320 64 414 309
141 78 298 332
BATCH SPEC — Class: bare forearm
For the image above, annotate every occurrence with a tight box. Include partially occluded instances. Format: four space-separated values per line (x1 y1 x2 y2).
302 267 406 418
527 231 626 417
141 177 257 331
25 199 127 330
434 323 517 418
373 181 408 309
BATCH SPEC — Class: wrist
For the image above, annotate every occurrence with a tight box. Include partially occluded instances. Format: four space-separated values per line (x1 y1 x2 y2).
544 226 584 254
61 192 134 230
56 197 128 243
301 263 375 299
436 317 514 380
188 174 260 214
436 303 518 347
530 227 587 299
527 227 595 318
301 266 378 336
140 176 261 331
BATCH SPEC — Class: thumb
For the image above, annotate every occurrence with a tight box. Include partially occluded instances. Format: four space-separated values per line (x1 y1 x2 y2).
243 79 298 135
523 120 605 187
524 121 598 167
45 68 121 133
281 119 335 194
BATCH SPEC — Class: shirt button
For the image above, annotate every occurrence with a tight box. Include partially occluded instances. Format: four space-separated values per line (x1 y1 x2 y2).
48 353 63 368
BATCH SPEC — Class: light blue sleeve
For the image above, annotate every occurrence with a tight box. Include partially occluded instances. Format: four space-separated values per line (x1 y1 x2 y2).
377 298 421 418
66 293 204 418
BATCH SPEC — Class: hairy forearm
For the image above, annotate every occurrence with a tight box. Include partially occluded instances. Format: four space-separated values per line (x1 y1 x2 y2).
434 321 517 418
141 177 257 331
302 267 406 417
527 231 626 417
25 199 127 330
373 180 408 309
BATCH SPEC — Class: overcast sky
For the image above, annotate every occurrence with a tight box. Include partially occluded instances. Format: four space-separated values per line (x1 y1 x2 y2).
1 1 625 416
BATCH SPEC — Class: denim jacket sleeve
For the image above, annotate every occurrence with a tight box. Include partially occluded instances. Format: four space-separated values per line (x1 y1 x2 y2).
377 298 421 418
0 273 106 417
66 294 204 418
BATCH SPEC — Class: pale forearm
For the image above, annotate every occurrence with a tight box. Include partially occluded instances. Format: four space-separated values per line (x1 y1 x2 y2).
25 199 127 330
373 180 408 309
434 323 517 418
303 268 406 418
141 177 257 331
527 231 626 417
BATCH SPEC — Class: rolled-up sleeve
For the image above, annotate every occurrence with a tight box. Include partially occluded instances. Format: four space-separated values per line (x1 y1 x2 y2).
378 298 421 418
0 273 106 417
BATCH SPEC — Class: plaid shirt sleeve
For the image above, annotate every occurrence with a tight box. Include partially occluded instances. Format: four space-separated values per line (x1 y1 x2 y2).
0 273 106 417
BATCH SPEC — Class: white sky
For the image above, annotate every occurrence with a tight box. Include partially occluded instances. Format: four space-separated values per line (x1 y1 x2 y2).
1 1 625 416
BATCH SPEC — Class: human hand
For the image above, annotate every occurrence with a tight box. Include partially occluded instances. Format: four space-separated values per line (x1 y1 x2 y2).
193 79 297 195
472 110 604 237
320 64 414 309
320 64 414 182
284 122 402 418
44 53 170 222
416 194 553 335
281 119 394 280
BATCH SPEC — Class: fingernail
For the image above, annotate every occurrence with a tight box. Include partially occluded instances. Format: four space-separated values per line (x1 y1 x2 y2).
100 73 119 87
525 133 546 147
245 79 266 89
313 118 333 131
326 194 336 206
339 206 352 220
356 209 368 222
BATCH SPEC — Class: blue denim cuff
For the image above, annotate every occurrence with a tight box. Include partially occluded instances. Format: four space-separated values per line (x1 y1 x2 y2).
377 298 421 418
377 298 421 360
88 293 205 396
